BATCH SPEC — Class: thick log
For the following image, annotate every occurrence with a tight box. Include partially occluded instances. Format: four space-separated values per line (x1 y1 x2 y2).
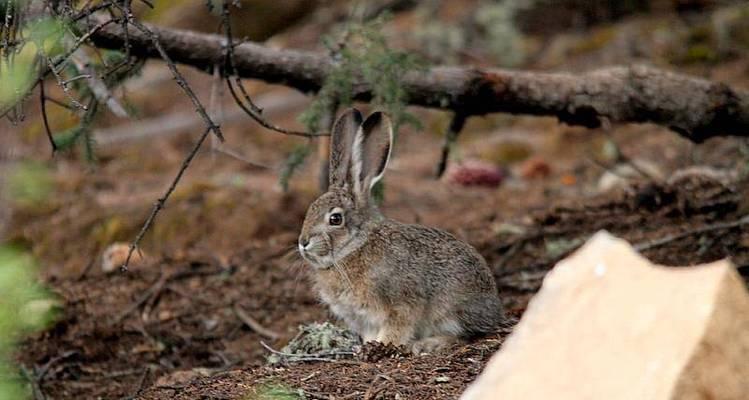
89 20 749 143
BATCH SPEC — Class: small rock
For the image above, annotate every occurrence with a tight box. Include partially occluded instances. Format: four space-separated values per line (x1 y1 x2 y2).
435 376 451 383
155 370 203 387
445 160 504 188
559 173 577 186
101 242 145 273
518 157 551 179
203 318 219 331
597 159 664 193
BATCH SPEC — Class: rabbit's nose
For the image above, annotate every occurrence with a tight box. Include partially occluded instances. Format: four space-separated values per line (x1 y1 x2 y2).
299 237 310 250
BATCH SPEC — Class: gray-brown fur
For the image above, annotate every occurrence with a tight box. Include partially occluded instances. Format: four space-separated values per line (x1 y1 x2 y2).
298 108 503 353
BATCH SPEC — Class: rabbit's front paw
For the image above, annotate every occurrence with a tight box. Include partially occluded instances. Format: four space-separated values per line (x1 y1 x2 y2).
411 336 455 355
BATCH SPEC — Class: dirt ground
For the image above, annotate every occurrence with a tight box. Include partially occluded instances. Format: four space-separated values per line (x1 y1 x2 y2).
10 107 749 399
6 5 749 400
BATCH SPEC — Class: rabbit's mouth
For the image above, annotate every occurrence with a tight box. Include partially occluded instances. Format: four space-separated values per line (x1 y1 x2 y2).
300 252 334 270
298 240 333 269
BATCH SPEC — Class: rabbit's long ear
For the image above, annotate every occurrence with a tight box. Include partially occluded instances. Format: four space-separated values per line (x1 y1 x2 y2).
329 108 363 189
351 112 393 204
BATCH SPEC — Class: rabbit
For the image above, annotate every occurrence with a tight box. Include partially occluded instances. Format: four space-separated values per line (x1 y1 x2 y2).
298 108 504 354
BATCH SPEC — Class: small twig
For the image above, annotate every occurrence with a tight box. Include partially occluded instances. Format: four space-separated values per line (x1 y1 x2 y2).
212 145 274 170
120 127 212 271
225 78 322 137
112 273 168 323
20 366 45 400
259 341 355 363
44 96 77 110
116 9 224 142
121 367 149 400
36 350 78 384
62 73 92 84
76 257 96 281
71 50 129 118
634 214 749 252
220 0 323 138
38 80 58 153
98 368 144 379
45 55 87 110
435 111 468 178
232 304 280 340
56 17 117 65
208 62 223 158
601 131 662 183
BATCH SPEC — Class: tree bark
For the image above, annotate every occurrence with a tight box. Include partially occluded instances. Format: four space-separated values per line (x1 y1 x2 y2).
89 20 749 143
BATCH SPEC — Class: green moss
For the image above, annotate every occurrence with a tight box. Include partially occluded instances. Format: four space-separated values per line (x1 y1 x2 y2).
477 141 532 165
91 216 129 247
570 27 617 55
6 161 54 209
246 383 305 400
683 44 719 63
267 322 360 364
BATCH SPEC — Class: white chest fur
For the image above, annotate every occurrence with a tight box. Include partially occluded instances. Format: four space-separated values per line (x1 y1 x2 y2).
316 282 385 342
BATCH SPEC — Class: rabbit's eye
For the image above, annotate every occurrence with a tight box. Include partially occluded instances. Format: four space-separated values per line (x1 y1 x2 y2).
328 212 343 226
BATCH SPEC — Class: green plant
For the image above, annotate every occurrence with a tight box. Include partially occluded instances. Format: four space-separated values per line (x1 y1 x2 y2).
279 143 313 192
287 14 423 191
1 3 143 161
247 383 305 400
0 247 57 400
300 14 422 133
5 161 54 209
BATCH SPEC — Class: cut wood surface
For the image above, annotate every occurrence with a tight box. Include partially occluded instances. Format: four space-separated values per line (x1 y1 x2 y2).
462 232 749 400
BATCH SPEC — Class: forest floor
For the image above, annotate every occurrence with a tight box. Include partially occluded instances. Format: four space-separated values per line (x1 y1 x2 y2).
11 100 749 399
6 5 749 400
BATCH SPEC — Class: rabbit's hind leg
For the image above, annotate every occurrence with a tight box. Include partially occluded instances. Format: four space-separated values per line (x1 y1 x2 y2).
374 307 417 347
411 336 459 354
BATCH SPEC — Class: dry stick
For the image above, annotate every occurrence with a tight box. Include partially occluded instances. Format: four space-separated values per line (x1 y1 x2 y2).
220 1 321 138
434 111 468 178
88 19 749 143
118 12 224 142
601 128 662 183
59 17 116 63
212 145 273 170
112 273 169 324
1 0 14 51
225 79 323 137
634 214 749 252
220 0 258 116
0 17 116 120
45 55 87 110
259 341 355 363
122 367 149 400
36 350 78 384
20 366 45 400
232 304 281 340
72 0 114 21
38 79 58 153
43 96 77 110
120 127 212 272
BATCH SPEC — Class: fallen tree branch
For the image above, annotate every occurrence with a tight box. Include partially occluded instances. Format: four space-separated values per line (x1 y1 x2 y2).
634 214 749 252
232 304 281 340
109 4 224 142
87 19 749 143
